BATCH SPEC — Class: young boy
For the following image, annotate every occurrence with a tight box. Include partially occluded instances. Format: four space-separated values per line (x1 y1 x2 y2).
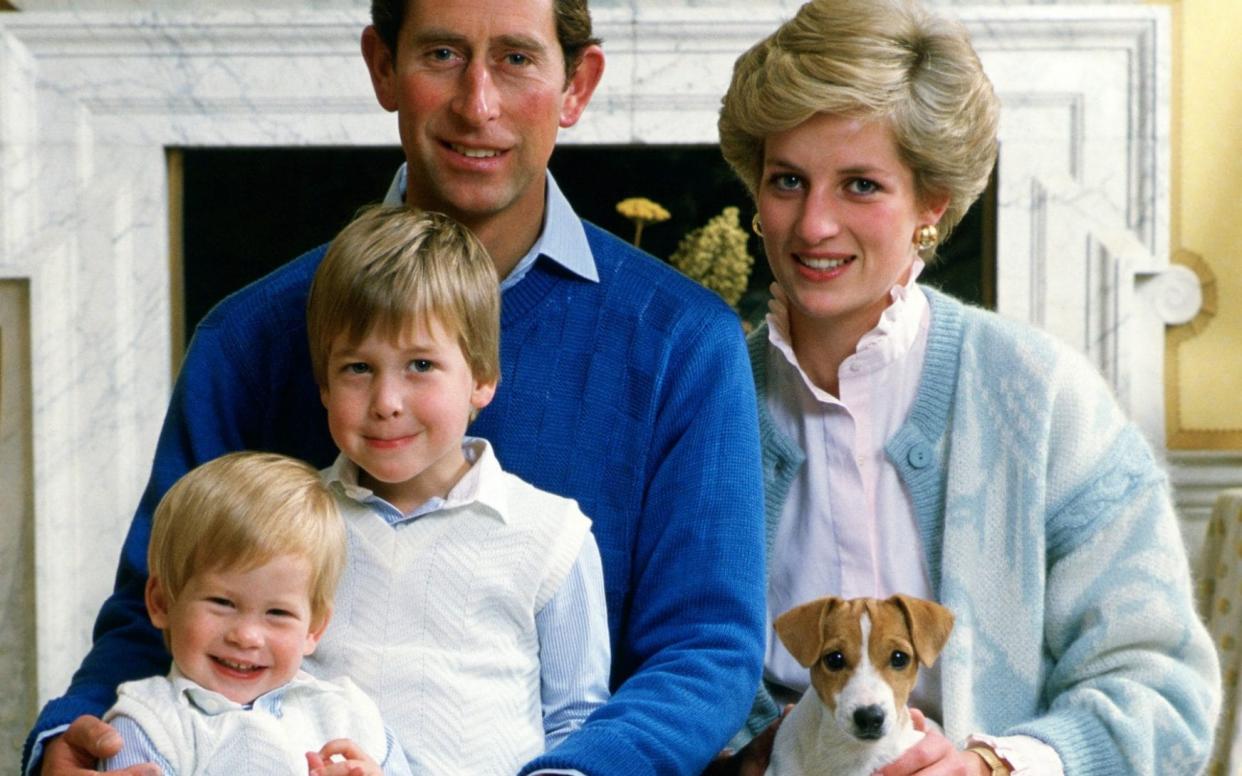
100 451 412 775
303 206 611 775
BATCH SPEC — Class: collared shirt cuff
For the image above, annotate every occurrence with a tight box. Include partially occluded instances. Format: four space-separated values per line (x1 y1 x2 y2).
966 733 1064 775
26 724 70 776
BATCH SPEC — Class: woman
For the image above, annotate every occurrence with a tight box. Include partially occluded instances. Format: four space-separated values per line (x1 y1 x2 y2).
716 0 1220 773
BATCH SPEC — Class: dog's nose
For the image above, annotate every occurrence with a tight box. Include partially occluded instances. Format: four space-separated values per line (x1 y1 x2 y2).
853 705 886 739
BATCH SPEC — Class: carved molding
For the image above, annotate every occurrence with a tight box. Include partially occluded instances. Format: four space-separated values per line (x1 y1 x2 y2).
1164 250 1239 449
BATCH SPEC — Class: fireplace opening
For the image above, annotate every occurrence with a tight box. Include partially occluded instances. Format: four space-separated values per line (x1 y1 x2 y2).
178 146 994 353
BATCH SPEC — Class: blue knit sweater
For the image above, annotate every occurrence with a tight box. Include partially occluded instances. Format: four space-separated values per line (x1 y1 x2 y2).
26 222 767 776
744 288 1220 775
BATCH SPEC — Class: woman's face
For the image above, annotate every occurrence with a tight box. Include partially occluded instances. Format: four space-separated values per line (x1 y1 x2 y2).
757 113 946 340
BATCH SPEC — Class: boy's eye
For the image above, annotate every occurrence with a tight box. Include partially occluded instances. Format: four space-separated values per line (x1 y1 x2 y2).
206 597 234 608
344 362 370 375
409 359 434 373
267 608 295 619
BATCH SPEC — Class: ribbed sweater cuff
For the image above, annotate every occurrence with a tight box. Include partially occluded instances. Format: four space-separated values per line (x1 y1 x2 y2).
1009 710 1119 776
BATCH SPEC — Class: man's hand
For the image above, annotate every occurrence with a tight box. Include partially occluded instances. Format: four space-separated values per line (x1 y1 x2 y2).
701 704 791 776
40 715 158 775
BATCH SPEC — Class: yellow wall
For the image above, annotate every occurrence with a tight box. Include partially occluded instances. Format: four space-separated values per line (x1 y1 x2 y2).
1160 0 1242 448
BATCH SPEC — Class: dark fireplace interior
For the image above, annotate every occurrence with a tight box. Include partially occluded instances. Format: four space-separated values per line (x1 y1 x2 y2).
180 146 994 347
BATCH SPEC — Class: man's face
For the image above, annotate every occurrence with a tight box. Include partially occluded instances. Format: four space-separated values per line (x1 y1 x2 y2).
363 0 599 243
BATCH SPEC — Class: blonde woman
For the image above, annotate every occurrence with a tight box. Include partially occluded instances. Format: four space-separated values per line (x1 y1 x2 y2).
717 0 1219 773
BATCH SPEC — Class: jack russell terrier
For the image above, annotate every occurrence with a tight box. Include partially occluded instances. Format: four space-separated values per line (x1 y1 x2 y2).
765 595 955 776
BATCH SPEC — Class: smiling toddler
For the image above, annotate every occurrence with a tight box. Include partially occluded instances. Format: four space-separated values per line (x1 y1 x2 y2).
100 451 411 775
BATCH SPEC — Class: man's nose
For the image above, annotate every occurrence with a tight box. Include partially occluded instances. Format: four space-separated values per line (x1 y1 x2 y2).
453 61 501 126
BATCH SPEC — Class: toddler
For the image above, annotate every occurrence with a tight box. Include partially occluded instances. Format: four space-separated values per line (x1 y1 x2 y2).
101 451 410 775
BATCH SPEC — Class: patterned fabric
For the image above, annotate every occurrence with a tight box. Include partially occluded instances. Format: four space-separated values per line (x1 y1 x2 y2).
309 443 592 775
1195 489 1242 776
103 670 402 776
27 179 766 776
745 287 1221 775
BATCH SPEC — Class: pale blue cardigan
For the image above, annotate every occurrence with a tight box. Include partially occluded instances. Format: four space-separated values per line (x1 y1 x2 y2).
744 287 1220 775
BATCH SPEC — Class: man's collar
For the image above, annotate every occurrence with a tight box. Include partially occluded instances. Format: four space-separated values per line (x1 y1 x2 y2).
381 163 597 284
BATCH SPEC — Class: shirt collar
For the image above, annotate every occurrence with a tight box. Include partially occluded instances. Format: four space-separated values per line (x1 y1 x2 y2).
325 437 511 524
381 163 598 287
169 666 329 716
767 259 928 401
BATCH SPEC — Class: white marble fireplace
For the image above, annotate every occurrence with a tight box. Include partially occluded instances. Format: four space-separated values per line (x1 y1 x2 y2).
0 3 1196 752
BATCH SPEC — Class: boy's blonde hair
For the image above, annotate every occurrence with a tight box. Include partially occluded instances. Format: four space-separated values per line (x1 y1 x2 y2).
148 451 345 630
307 206 501 388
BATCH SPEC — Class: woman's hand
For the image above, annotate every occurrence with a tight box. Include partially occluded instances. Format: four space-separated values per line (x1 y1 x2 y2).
306 739 381 776
872 718 990 776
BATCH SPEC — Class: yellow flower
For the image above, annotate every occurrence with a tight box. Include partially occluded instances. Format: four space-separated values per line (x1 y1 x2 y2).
616 197 671 247
669 206 754 309
616 197 671 223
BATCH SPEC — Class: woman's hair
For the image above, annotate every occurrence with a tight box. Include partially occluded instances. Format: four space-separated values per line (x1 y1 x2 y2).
369 0 600 82
148 452 345 630
306 206 501 390
718 0 999 239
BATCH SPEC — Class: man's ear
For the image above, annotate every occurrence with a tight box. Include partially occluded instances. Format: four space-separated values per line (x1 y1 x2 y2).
559 45 605 129
146 575 171 630
361 25 399 113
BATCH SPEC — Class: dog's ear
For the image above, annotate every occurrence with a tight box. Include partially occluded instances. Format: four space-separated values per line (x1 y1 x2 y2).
775 597 840 668
891 595 955 667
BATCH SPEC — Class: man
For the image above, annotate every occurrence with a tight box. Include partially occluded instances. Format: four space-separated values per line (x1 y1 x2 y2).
24 0 766 774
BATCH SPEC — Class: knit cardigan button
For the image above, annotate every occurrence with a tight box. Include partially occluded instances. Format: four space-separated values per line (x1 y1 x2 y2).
907 444 932 468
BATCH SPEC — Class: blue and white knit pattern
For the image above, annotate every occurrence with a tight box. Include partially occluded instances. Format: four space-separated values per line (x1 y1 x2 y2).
748 287 1221 775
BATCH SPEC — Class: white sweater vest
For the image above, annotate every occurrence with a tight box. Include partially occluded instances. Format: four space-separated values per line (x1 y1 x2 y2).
308 446 591 775
104 671 388 775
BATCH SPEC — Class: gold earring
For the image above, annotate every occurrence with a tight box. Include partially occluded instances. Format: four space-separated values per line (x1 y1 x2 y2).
752 213 764 237
915 224 938 251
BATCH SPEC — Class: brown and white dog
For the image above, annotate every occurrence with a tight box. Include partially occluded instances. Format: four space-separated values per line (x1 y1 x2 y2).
765 595 955 776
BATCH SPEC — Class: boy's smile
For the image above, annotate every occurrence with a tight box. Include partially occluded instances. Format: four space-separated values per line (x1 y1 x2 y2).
321 315 496 514
145 554 326 705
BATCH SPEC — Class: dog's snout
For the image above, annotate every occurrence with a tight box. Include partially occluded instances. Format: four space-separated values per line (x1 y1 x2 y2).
852 705 886 739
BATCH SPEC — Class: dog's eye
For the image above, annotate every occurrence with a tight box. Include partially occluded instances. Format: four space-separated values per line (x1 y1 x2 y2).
822 652 846 671
890 651 911 669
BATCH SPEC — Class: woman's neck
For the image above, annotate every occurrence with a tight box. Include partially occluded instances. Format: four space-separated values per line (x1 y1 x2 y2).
787 305 883 397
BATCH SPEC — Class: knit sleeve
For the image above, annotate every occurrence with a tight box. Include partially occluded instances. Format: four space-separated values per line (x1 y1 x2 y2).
521 300 766 776
1008 354 1220 774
